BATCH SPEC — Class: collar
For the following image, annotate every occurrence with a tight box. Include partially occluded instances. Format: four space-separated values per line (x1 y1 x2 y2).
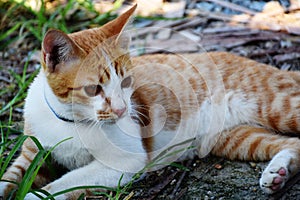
44 91 75 123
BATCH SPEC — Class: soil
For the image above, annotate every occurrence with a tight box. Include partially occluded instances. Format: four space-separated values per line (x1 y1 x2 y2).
130 156 300 200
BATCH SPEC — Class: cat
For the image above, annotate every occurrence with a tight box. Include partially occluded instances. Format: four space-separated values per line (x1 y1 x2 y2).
1 4 300 199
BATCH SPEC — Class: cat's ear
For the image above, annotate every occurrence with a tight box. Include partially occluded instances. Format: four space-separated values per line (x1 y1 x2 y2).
101 4 137 44
42 29 85 73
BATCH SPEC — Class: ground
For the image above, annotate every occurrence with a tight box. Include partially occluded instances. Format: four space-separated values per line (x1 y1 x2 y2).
1 0 300 199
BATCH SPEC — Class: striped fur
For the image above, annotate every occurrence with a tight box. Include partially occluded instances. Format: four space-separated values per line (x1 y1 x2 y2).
1 4 300 199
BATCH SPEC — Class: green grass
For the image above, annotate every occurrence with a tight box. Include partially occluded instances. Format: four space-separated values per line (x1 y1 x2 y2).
0 52 39 116
0 0 119 50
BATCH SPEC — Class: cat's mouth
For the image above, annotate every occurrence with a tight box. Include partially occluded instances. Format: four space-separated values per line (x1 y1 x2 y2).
96 108 127 122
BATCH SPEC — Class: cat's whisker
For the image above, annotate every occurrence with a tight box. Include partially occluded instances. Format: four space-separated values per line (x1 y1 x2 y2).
131 115 146 126
131 108 150 120
131 105 150 111
130 111 150 127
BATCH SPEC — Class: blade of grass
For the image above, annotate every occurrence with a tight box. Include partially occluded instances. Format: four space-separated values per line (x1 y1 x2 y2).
0 135 29 179
114 174 126 199
21 20 43 41
0 65 39 115
0 23 22 41
16 137 72 199
44 185 117 200
30 189 53 200
36 0 47 31
8 69 23 89
15 150 46 199
111 0 124 11
29 136 57 178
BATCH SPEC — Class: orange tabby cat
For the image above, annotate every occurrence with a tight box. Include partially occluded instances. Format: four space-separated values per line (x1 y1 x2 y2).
1 4 300 199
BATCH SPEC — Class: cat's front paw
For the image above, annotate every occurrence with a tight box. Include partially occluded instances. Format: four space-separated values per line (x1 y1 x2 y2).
0 181 17 198
24 192 42 200
260 166 289 194
0 182 6 197
24 191 67 200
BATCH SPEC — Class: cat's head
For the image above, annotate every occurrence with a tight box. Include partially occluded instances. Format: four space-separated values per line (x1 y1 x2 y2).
41 5 137 123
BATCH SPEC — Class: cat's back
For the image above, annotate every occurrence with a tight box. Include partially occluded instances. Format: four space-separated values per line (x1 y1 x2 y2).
131 52 293 92
132 52 276 73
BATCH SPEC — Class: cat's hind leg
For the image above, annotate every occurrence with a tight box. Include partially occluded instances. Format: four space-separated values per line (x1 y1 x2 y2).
210 125 300 194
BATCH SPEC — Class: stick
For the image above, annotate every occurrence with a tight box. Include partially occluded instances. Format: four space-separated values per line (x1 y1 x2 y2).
205 0 257 15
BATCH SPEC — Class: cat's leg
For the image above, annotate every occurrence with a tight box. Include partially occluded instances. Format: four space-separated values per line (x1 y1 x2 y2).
23 160 134 200
0 138 53 198
210 125 300 194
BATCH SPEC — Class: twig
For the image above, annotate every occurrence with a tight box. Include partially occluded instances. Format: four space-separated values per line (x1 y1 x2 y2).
173 187 187 200
205 0 257 15
0 76 11 83
168 160 193 199
202 27 258 34
122 191 134 200
132 19 190 38
173 18 207 31
197 9 233 21
145 171 178 200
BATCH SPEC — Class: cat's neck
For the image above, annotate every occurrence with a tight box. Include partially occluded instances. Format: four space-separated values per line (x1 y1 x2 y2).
44 91 74 123
43 73 75 123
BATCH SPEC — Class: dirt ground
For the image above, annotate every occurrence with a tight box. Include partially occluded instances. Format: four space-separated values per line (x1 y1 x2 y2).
185 157 300 200
130 156 300 200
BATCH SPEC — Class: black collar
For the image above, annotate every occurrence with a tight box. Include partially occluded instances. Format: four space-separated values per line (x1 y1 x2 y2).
44 91 75 123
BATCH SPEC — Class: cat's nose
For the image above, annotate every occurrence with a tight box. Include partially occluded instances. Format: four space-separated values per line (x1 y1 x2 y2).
113 107 126 118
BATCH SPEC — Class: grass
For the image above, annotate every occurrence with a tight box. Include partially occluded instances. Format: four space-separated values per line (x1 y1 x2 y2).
0 0 121 49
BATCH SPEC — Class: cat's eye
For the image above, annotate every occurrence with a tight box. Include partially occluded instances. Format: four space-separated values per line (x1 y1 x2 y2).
121 76 132 89
84 84 102 97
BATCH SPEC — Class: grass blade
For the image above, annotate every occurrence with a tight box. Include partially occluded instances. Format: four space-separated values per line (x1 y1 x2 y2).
20 137 72 199
15 150 45 199
45 185 117 200
0 23 21 41
0 135 28 179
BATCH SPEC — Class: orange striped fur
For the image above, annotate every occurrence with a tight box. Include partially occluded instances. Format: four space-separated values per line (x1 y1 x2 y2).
1 4 300 199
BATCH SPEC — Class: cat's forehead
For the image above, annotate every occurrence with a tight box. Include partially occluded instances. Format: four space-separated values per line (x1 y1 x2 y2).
73 54 119 86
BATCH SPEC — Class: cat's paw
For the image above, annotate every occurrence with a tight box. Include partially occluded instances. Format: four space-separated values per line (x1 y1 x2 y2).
259 149 295 194
24 192 42 200
260 166 289 194
0 182 5 198
0 182 6 197
24 191 67 200
0 181 16 198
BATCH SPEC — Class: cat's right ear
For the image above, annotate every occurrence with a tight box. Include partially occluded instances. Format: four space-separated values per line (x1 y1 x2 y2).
42 29 85 73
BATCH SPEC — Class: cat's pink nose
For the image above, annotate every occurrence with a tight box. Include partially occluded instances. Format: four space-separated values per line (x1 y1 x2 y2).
113 107 126 118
